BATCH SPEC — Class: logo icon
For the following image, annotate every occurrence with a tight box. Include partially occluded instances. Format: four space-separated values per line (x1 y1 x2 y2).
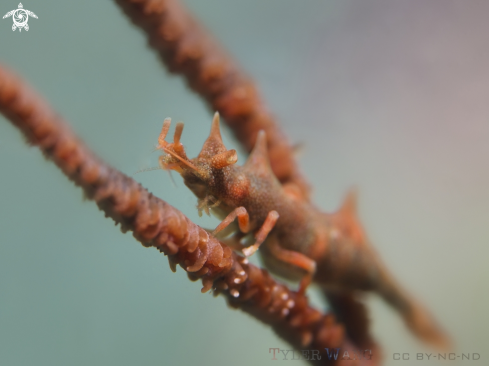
3 3 38 32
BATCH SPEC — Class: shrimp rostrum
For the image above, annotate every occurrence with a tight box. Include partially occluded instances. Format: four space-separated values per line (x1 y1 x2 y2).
156 112 449 349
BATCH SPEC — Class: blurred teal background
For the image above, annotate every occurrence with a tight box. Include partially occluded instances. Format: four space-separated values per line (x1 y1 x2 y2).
1 1 488 365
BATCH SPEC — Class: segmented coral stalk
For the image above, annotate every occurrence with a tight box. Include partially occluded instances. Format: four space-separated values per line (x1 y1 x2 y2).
113 0 311 200
0 64 379 366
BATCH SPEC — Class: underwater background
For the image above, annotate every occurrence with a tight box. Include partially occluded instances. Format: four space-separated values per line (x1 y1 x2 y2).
1 1 488 365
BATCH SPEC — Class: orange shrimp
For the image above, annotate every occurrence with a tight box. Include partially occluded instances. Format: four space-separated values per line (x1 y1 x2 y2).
157 112 450 350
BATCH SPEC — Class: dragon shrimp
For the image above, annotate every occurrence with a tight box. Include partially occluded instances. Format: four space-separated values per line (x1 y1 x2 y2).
156 112 449 349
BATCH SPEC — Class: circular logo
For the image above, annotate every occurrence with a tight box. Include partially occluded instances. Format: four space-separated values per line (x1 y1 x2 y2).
12 9 28 28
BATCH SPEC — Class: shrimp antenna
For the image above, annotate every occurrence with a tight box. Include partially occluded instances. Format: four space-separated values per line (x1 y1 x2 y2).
132 166 162 176
133 165 177 187
166 169 177 188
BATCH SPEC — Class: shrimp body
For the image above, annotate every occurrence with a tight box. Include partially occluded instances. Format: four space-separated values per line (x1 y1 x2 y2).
156 113 449 349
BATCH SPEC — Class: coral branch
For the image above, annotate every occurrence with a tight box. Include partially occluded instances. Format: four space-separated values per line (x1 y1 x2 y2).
0 65 379 365
113 0 311 199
